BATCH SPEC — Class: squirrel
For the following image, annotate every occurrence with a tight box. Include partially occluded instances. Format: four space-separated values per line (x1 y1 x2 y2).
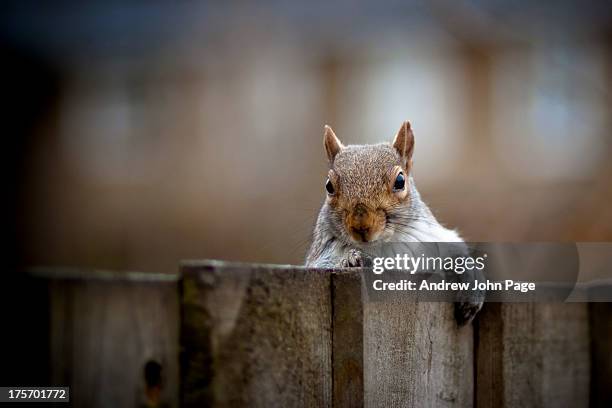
305 121 483 324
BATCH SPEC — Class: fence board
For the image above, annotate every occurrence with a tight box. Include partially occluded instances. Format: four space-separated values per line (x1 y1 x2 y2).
476 303 590 408
180 262 332 408
363 297 474 407
30 268 180 408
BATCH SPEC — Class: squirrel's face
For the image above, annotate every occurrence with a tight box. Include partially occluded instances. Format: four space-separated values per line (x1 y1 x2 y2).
322 122 415 245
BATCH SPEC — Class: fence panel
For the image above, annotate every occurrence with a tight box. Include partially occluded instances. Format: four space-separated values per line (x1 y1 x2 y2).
21 265 610 408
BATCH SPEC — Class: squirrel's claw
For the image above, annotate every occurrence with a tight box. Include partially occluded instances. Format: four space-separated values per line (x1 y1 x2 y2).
341 248 370 268
454 300 483 326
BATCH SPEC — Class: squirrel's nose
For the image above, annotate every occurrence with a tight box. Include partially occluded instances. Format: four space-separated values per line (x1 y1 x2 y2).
349 204 374 242
351 226 371 242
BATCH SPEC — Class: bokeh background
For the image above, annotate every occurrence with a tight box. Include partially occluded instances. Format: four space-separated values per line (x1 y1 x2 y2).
4 0 612 274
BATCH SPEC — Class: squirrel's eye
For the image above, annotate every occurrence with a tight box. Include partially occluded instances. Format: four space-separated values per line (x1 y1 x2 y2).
325 178 335 195
393 172 405 191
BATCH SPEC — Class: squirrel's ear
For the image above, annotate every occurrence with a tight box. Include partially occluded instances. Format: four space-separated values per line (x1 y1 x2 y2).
324 125 344 163
392 121 415 166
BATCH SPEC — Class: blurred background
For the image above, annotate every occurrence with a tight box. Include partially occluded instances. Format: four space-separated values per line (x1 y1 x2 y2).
3 0 612 274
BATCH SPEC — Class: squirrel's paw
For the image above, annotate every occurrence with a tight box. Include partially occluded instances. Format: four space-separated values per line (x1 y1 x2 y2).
454 300 483 326
341 249 372 268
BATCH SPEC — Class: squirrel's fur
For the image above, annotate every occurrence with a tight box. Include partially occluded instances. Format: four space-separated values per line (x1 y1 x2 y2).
305 121 483 324
306 122 461 267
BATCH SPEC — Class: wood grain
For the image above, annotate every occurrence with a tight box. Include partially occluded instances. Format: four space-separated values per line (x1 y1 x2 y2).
363 299 474 407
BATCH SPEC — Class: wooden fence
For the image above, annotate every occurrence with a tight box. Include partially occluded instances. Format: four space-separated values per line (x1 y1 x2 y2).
18 262 612 408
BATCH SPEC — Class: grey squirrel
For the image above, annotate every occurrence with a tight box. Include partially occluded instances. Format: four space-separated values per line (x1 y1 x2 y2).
305 121 483 324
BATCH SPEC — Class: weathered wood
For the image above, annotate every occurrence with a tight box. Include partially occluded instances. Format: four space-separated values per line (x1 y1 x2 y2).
589 303 612 408
476 303 590 408
363 299 474 407
17 263 607 408
31 268 180 408
180 261 332 408
332 271 364 408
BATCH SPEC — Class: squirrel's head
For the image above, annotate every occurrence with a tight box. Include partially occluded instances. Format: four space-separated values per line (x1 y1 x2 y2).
322 121 415 245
